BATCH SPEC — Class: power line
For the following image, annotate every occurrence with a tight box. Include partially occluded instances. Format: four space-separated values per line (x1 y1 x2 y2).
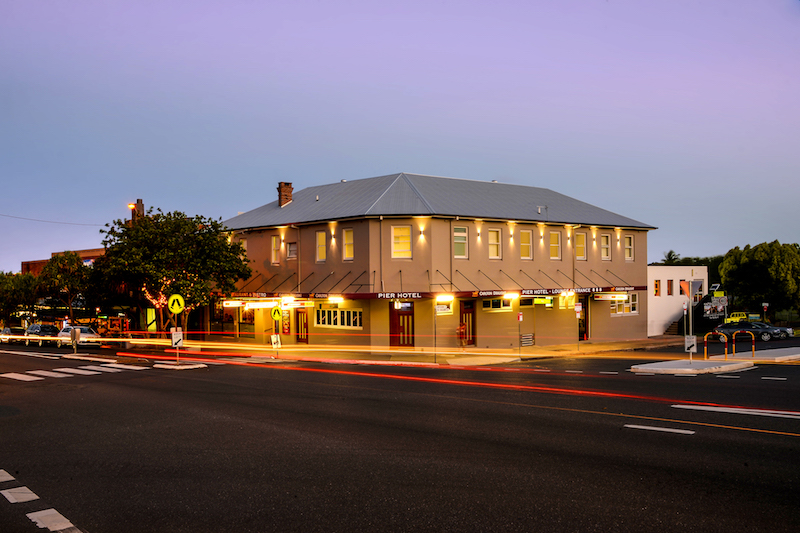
0 212 104 227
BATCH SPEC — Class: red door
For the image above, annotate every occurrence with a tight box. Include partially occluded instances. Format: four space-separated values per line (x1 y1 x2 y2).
389 302 414 347
295 309 308 343
459 300 476 346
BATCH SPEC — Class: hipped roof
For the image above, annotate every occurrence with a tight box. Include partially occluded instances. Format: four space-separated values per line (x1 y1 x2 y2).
224 173 655 231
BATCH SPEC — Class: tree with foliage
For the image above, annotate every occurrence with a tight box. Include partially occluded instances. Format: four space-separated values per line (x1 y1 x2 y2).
719 241 800 316
101 208 251 333
38 251 91 324
654 250 724 287
0 272 45 327
662 250 681 265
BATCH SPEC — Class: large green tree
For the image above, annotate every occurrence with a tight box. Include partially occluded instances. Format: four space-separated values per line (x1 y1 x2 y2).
38 251 91 323
719 241 800 315
101 209 251 333
0 272 45 327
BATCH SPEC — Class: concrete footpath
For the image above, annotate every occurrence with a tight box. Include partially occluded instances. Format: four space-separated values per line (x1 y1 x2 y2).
630 346 800 375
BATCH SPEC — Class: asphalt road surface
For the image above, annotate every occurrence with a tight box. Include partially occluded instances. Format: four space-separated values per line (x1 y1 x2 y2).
1 347 799 532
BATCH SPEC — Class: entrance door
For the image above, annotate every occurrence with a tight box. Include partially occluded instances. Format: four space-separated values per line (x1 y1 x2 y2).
389 302 414 347
295 309 308 343
578 295 590 341
459 300 476 346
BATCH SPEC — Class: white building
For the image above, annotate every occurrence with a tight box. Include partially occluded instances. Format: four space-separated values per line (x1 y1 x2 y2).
647 265 708 336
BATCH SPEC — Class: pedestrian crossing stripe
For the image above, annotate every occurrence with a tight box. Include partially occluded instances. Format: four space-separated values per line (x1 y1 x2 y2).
1 364 149 382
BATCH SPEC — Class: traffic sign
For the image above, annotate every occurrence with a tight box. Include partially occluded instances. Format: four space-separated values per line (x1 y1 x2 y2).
685 335 697 354
168 294 185 314
171 327 183 348
271 306 282 321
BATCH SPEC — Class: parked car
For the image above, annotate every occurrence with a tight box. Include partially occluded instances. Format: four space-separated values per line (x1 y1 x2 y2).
713 321 783 342
751 322 793 340
24 324 61 346
56 325 101 347
1 326 27 344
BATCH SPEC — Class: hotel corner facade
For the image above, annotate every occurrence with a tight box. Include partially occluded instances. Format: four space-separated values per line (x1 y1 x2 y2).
218 173 656 349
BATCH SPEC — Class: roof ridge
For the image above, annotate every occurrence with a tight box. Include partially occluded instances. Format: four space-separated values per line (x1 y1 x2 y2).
399 173 435 213
364 174 403 214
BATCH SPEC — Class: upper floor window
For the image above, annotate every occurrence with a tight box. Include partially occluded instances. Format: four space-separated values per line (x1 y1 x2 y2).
601 234 611 260
624 235 634 261
392 226 412 258
520 230 532 260
287 242 297 259
488 229 501 259
316 231 326 262
343 229 354 261
549 231 561 260
654 280 661 297
575 232 586 260
453 226 468 258
667 279 673 296
271 235 280 265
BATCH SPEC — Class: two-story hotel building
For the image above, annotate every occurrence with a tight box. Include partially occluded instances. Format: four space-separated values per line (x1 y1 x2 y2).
220 173 655 349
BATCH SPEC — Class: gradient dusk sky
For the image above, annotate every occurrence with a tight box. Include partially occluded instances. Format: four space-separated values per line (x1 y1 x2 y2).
2 0 799 273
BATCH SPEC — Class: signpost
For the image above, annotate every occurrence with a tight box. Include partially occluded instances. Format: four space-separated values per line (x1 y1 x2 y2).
168 294 184 364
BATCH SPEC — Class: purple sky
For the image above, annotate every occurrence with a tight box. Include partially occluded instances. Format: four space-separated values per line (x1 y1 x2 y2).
2 0 799 272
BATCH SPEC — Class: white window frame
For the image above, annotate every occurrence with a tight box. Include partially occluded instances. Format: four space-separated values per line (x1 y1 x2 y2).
488 228 502 259
482 298 513 311
316 231 326 262
453 226 468 259
575 232 586 261
343 228 354 261
520 229 532 260
611 293 639 315
287 242 297 260
601 234 611 261
549 231 561 260
624 234 634 261
315 307 363 329
391 226 412 259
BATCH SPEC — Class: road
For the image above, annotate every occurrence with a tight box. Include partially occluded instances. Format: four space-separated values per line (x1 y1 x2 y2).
1 345 799 532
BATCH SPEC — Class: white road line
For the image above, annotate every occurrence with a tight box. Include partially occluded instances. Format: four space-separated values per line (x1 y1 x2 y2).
565 370 583 374
624 424 695 435
716 375 740 379
1 373 44 382
27 508 76 532
80 365 123 373
676 374 698 377
52 367 101 376
0 350 60 359
532 369 551 372
1 486 39 503
671 404 800 420
0 469 15 482
27 370 73 378
761 377 787 381
103 363 148 371
635 373 655 376
599 371 618 375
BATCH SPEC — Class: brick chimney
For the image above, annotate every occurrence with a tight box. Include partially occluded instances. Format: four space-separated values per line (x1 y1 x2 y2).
277 182 293 207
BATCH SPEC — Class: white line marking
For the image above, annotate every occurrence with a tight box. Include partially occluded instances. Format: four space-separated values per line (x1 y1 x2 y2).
635 373 655 376
624 424 695 435
761 377 787 381
0 350 59 359
103 363 148 371
0 469 15 482
599 371 618 375
52 367 101 376
2 486 39 503
27 508 75 532
671 404 800 420
1 373 44 382
716 375 740 379
532 369 551 372
80 365 123 373
27 370 73 378
676 374 698 377
565 370 583 374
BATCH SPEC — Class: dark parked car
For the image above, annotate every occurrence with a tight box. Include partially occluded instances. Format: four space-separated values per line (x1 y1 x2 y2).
713 321 783 342
751 322 793 340
1 326 27 344
24 324 61 346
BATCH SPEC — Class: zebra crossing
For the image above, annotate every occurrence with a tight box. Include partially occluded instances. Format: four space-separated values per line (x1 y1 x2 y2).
1 363 148 383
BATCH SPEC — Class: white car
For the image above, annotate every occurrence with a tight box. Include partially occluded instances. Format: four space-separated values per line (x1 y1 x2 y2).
56 326 101 347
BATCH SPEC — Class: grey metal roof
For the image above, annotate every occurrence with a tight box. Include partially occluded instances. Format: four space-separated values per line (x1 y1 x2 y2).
224 173 655 230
